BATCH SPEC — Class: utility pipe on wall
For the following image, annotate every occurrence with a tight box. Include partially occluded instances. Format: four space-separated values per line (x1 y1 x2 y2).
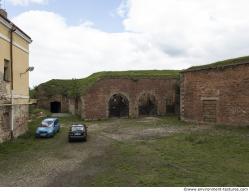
10 26 16 139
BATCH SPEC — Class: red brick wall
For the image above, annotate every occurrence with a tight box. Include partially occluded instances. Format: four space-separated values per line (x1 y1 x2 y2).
83 78 179 120
181 64 249 126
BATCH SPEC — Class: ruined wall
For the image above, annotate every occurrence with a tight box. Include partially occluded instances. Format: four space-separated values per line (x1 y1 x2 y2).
181 64 249 126
82 78 179 120
68 97 83 116
0 70 11 142
0 73 29 142
0 106 11 142
13 104 29 138
68 98 76 115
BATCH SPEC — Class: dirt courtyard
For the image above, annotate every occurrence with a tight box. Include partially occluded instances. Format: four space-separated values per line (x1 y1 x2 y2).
0 115 249 187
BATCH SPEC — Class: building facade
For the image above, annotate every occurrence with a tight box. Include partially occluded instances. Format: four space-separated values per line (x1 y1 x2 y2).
0 10 32 142
180 61 249 126
37 77 180 120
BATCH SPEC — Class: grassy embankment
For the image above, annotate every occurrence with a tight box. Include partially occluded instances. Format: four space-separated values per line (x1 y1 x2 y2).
34 70 180 97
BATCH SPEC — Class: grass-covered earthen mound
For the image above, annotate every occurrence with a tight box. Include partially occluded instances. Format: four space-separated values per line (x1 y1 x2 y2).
34 70 180 98
186 55 249 71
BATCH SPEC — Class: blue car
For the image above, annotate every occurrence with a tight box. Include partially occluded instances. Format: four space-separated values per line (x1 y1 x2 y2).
35 118 60 138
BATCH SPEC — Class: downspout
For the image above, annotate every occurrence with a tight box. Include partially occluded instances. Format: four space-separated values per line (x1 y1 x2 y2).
10 26 16 139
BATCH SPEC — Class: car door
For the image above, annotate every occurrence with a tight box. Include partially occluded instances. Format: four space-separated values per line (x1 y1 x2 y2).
54 120 59 132
57 120 60 131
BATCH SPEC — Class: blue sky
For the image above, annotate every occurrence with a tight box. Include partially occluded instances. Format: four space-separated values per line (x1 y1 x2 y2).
4 0 124 32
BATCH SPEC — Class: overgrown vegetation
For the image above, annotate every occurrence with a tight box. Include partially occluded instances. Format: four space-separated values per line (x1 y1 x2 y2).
32 70 180 98
187 55 249 71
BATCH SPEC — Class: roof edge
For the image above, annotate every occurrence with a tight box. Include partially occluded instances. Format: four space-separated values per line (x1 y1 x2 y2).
0 14 32 43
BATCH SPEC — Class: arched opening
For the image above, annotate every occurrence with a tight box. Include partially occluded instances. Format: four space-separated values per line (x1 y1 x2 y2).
109 94 129 118
50 101 61 113
138 93 157 116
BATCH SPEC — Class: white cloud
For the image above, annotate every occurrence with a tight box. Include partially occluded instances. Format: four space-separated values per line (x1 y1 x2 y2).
122 0 249 62
117 0 130 18
12 0 249 86
8 0 48 6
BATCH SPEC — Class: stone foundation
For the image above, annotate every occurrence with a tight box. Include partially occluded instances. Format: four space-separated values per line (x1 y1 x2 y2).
0 104 29 143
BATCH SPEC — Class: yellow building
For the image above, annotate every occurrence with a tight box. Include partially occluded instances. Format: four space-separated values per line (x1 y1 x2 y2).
0 9 32 142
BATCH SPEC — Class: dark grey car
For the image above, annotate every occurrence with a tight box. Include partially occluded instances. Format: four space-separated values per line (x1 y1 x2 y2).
68 124 87 142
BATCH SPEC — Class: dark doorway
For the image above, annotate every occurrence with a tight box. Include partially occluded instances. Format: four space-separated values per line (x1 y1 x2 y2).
139 93 157 116
109 94 129 118
166 98 175 114
50 101 61 113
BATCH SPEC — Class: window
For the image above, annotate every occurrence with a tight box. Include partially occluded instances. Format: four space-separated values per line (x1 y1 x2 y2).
3 59 11 82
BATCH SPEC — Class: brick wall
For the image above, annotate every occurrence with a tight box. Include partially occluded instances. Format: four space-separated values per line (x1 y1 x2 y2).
82 77 179 120
13 104 29 138
181 64 249 126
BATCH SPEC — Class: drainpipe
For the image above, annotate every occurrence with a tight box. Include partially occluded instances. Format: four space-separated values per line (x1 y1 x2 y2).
10 26 16 139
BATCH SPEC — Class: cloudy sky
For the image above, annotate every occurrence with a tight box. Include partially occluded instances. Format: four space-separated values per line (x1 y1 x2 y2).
3 0 249 86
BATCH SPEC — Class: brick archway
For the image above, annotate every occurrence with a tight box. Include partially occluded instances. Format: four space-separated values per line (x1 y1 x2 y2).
138 93 157 116
109 94 129 118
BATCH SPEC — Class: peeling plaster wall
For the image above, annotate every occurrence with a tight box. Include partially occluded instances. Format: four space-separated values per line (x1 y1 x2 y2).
0 71 11 142
13 104 29 138
0 16 31 143
0 72 29 143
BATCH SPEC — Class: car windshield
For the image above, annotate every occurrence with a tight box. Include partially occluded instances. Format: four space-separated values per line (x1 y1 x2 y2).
41 120 54 128
71 126 84 132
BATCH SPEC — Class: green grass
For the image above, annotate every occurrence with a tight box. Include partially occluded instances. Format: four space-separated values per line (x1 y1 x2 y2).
33 70 180 97
81 125 249 186
187 55 249 71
